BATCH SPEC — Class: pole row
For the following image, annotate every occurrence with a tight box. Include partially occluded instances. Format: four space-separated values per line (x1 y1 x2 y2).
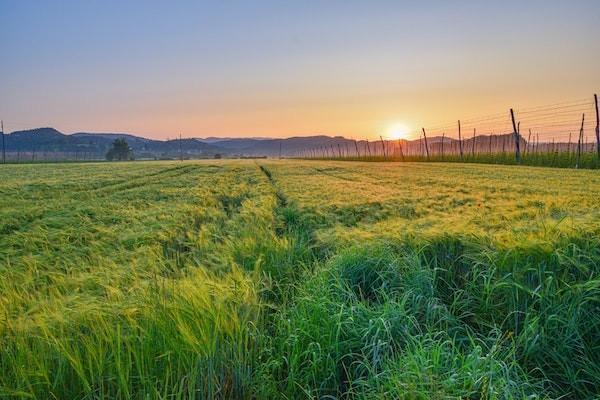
292 94 600 169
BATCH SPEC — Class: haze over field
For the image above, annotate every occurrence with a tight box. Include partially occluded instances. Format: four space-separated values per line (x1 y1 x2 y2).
1 1 600 140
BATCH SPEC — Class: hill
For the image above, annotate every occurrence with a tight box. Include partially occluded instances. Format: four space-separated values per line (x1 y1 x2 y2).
3 128 221 159
1 127 521 160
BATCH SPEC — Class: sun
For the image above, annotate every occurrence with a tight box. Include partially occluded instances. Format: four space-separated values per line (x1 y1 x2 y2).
387 123 409 140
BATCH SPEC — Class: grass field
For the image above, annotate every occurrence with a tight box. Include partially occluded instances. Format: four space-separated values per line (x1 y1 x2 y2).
309 150 600 169
1 160 599 399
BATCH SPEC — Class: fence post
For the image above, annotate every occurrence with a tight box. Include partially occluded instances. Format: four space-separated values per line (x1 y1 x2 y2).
510 108 521 163
1 120 5 164
398 140 405 161
457 120 463 159
595 94 599 160
180 133 184 161
379 135 387 159
577 113 585 168
421 128 430 159
471 128 476 157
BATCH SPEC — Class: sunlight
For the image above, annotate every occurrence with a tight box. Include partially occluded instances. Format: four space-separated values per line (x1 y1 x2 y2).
387 123 409 140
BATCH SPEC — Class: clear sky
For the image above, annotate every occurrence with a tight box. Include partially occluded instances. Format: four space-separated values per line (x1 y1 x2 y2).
1 0 599 140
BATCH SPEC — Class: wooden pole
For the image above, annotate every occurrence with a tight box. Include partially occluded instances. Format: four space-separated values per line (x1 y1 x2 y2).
577 113 585 168
441 133 445 160
398 140 404 161
458 120 463 159
354 140 360 158
366 140 372 157
1 120 5 164
421 128 430 159
510 109 521 163
179 133 183 161
595 94 599 159
471 128 476 157
380 135 387 159
527 129 532 155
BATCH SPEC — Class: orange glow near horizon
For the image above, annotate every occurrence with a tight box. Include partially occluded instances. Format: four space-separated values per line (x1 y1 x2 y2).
386 123 410 140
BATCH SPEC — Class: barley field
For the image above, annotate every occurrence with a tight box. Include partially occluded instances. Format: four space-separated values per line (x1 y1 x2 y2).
1 160 599 399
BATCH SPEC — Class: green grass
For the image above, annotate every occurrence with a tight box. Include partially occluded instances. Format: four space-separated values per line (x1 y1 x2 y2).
309 149 600 169
1 160 599 398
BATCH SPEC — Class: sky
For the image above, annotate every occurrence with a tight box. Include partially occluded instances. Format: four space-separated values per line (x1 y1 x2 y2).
1 0 599 140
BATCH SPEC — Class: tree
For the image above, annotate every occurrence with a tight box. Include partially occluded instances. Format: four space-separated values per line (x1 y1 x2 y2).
106 138 133 161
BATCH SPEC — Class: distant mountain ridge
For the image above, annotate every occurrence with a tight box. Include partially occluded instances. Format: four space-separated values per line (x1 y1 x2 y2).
3 128 221 159
1 127 517 160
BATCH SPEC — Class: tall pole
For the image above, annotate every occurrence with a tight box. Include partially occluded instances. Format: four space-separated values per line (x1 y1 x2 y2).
398 140 404 161
0 120 6 164
510 108 521 163
279 140 282 159
179 133 183 161
421 128 430 159
577 113 585 168
441 133 445 160
379 135 387 159
1 120 5 164
354 140 360 158
457 120 463 159
594 94 599 159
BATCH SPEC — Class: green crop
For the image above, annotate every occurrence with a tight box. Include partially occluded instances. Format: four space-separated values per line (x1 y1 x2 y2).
1 160 599 399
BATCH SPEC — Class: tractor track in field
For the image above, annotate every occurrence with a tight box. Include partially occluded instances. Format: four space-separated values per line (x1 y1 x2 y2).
46 164 203 198
312 167 357 182
86 164 200 196
258 164 288 208
257 163 329 262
